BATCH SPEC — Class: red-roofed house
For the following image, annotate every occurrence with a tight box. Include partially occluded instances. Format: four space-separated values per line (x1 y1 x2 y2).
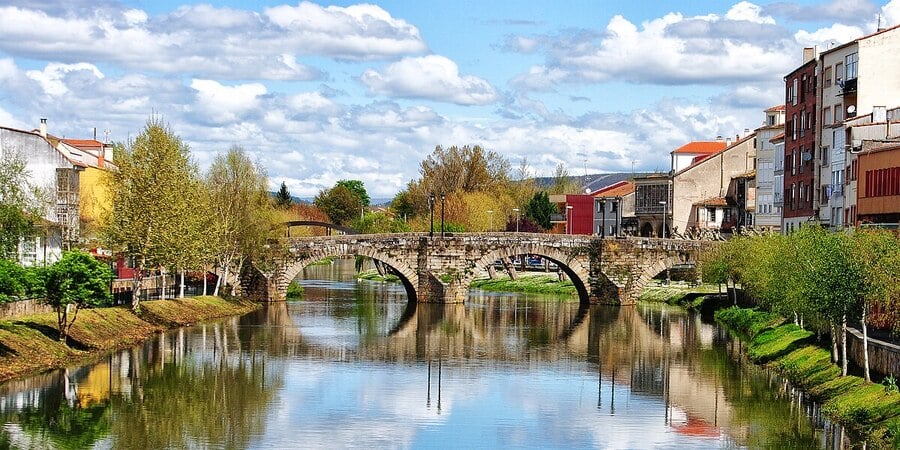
671 140 728 173
591 181 635 236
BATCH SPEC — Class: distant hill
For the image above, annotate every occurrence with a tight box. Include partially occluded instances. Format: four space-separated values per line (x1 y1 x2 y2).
532 172 656 193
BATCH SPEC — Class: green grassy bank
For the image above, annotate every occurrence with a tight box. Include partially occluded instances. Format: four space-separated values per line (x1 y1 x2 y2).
0 296 259 383
470 274 577 296
716 307 900 447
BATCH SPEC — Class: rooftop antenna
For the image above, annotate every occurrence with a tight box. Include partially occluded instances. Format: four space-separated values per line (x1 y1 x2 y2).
104 128 110 143
877 13 885 32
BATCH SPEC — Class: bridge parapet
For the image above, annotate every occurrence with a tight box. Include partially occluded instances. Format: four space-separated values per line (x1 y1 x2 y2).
246 233 709 305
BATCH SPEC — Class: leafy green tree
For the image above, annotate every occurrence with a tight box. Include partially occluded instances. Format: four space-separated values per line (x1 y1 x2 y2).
275 181 293 208
314 184 362 226
0 150 49 259
335 179 370 207
351 211 411 234
206 146 281 297
853 229 900 381
390 190 415 221
524 191 557 230
550 163 578 194
103 117 198 310
44 251 113 343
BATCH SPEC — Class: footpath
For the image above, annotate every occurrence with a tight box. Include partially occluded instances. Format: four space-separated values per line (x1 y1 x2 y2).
0 296 259 383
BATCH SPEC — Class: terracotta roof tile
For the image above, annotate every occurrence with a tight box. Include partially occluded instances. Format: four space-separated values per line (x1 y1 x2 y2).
694 197 731 207
672 141 727 154
62 139 104 149
592 180 634 197
765 104 786 112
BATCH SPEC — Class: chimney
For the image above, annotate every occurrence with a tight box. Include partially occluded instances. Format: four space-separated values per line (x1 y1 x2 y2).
743 128 750 138
725 137 732 147
715 135 724 141
39 118 47 138
802 47 816 64
93 127 97 141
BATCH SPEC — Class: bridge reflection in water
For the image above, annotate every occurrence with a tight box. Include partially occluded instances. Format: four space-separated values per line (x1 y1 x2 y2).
0 261 853 448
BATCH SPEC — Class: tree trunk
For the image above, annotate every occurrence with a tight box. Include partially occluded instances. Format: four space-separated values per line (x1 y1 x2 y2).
179 269 185 298
57 304 68 342
841 315 848 377
220 263 230 297
131 259 145 311
831 323 840 364
202 268 208 296
213 263 223 297
160 268 167 300
862 303 871 382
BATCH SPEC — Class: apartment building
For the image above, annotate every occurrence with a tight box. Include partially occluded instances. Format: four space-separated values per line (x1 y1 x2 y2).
817 24 900 229
754 106 786 230
783 50 818 232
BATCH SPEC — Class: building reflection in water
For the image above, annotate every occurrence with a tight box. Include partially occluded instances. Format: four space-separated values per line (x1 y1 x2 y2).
0 259 858 448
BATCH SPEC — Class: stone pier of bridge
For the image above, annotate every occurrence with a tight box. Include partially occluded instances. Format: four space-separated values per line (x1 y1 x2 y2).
241 233 708 305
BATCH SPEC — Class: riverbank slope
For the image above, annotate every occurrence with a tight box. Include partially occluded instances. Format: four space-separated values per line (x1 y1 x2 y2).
0 296 259 383
716 307 900 447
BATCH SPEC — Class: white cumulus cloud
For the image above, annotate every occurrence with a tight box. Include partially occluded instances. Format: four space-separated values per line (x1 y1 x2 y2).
361 55 499 105
25 62 104 96
190 79 267 125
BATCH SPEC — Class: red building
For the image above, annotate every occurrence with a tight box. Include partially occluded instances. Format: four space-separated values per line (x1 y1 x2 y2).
855 144 900 226
549 194 595 235
782 51 818 231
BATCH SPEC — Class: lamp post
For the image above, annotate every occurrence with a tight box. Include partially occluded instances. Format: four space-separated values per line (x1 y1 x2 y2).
440 193 446 237
659 200 667 239
566 205 574 234
512 208 520 232
487 210 493 232
613 199 620 237
599 198 606 238
429 193 435 237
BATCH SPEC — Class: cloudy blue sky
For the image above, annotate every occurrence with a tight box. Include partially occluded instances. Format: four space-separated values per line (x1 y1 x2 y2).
0 0 897 198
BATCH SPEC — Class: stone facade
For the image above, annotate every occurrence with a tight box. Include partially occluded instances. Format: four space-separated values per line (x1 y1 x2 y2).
243 232 709 305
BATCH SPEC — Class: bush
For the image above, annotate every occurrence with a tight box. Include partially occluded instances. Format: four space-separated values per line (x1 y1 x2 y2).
0 259 47 303
286 281 304 299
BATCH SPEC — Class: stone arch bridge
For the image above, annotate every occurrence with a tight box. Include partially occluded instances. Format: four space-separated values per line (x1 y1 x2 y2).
242 233 711 305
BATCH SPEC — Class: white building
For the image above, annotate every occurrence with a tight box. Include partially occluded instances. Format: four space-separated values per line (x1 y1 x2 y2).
0 120 84 265
817 24 900 229
754 105 786 230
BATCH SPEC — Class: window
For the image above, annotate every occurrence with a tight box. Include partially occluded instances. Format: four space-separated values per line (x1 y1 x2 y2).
800 75 807 102
800 112 806 137
767 114 776 126
791 150 797 175
792 114 798 140
822 146 829 165
823 107 832 125
799 181 805 204
835 62 844 85
792 78 799 105
845 53 858 80
807 112 813 130
723 208 733 225
790 183 796 210
835 103 843 123
706 207 716 222
610 201 618 212
824 66 832 87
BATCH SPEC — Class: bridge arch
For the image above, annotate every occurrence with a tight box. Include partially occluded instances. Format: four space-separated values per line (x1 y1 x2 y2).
629 252 696 301
463 244 595 304
279 243 419 302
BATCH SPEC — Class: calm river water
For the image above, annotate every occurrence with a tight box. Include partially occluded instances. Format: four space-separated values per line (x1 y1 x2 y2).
0 259 860 449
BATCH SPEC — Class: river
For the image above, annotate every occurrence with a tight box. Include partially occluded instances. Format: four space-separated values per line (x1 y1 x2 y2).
0 259 860 449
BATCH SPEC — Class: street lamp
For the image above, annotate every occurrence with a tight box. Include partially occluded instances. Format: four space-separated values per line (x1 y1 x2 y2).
512 208 520 232
659 200 667 239
487 210 493 232
440 193 446 238
429 193 435 237
566 205 574 235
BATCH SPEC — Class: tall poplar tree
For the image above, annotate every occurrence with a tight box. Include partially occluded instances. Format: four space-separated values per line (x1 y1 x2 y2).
206 146 279 296
103 117 198 310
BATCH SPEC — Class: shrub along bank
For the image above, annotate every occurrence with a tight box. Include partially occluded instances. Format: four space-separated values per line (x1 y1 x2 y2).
0 296 258 383
716 307 900 447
